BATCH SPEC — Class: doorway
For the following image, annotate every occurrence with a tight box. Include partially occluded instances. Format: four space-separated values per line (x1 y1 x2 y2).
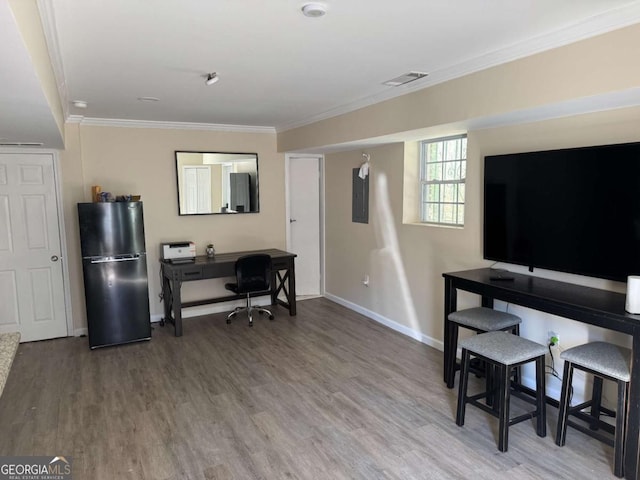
0 151 69 341
286 154 323 297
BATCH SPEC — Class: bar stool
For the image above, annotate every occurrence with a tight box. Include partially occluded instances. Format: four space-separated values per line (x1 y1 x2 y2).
555 342 631 478
446 307 522 388
456 331 547 452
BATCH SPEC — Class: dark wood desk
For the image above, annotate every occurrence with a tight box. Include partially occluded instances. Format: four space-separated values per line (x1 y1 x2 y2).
443 268 640 480
161 248 297 337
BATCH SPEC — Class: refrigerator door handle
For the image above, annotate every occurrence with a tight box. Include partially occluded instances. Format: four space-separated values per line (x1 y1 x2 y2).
90 254 141 264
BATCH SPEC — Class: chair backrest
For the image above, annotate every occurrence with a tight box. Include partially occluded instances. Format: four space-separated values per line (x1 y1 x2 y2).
235 254 272 294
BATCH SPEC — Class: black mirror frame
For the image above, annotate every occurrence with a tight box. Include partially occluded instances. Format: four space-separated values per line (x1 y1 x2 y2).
174 150 260 216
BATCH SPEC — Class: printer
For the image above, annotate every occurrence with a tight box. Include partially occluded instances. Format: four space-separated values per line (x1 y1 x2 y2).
161 241 196 262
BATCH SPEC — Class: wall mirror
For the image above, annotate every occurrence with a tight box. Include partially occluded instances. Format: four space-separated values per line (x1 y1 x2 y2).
175 151 260 215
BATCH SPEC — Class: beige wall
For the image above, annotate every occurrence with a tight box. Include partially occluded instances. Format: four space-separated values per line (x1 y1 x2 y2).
61 124 284 331
324 106 640 401
325 142 482 346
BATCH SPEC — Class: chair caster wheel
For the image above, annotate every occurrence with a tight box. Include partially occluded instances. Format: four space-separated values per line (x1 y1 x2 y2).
269 315 274 320
160 319 165 326
249 323 253 327
226 319 231 324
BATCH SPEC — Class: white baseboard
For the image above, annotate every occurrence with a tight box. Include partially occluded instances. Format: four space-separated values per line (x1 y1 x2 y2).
74 328 87 337
324 292 444 351
323 293 567 401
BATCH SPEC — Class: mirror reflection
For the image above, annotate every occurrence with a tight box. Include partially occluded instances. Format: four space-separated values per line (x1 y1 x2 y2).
175 151 259 215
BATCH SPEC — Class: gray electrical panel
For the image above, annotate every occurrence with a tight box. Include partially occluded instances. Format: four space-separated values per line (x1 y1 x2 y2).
352 168 369 224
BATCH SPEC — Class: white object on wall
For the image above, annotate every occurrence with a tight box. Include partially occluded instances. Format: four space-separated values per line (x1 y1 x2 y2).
358 153 370 179
626 275 640 313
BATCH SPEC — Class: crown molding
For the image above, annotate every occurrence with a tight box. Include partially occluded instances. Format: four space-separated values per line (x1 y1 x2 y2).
37 0 69 120
66 116 276 134
276 4 640 132
305 87 640 154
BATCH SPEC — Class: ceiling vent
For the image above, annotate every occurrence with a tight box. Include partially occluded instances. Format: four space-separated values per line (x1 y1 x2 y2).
383 71 428 87
0 142 44 146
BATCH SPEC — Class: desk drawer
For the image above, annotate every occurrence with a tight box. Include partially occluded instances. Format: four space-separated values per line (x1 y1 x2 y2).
272 258 290 270
178 265 203 280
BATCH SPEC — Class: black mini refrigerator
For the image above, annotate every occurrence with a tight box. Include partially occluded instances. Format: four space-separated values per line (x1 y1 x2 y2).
78 202 151 349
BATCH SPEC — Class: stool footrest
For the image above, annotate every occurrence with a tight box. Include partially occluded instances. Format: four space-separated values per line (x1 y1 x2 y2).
510 388 537 406
569 411 616 436
567 419 614 447
567 399 616 436
465 397 540 427
467 390 496 403
568 401 616 419
510 411 541 427
466 398 501 418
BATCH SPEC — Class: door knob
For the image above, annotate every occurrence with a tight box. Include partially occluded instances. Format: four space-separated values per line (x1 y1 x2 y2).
51 255 59 262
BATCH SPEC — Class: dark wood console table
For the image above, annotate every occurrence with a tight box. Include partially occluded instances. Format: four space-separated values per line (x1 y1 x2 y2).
443 268 640 480
161 248 297 337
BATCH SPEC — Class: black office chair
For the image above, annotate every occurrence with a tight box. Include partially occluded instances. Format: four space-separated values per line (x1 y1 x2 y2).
225 254 274 326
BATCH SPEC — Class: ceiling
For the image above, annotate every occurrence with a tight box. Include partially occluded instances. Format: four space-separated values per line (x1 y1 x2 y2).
3 0 640 148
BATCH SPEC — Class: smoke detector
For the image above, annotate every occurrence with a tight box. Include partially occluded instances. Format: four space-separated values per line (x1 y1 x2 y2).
301 3 327 17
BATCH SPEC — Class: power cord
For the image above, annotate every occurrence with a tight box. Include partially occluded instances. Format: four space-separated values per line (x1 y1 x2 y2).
158 266 164 302
547 341 573 403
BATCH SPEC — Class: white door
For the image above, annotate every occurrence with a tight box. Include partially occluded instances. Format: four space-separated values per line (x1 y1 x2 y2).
287 156 321 296
0 153 67 341
183 166 212 214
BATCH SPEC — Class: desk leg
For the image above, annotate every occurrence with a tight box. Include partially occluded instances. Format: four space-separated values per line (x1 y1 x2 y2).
444 277 457 388
270 259 297 316
161 274 171 326
171 277 183 337
270 269 278 307
624 327 640 480
288 259 296 316
482 296 494 309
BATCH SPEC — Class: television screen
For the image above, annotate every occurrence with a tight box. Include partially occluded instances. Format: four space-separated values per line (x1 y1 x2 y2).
484 142 640 282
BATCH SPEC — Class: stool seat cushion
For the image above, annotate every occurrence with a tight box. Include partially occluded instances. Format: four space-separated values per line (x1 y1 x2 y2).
459 331 547 366
560 342 631 382
448 307 521 331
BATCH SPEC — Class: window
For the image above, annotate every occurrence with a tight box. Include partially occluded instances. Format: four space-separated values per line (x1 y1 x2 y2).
420 135 467 226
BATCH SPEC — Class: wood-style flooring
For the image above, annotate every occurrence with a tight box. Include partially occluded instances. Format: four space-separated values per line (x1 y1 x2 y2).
0 298 619 479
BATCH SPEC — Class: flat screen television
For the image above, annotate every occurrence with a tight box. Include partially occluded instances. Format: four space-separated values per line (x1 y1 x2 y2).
484 141 640 282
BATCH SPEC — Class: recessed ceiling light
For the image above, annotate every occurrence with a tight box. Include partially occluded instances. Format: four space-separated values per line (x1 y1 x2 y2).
72 100 88 108
205 73 220 85
382 72 428 87
138 96 160 102
301 3 327 17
